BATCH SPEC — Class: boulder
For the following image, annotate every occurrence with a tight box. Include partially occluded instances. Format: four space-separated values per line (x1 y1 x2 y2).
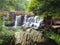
15 28 58 45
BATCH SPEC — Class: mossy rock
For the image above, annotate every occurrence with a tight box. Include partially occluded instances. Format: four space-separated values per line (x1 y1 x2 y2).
15 28 58 45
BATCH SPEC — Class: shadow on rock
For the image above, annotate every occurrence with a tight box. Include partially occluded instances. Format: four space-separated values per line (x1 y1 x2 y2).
33 38 58 45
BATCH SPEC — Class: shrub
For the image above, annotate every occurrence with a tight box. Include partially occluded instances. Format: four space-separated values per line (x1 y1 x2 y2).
27 0 60 17
40 29 60 45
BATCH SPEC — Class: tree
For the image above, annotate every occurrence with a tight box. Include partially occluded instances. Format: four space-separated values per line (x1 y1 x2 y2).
27 0 60 17
0 0 16 11
15 0 28 11
0 0 28 11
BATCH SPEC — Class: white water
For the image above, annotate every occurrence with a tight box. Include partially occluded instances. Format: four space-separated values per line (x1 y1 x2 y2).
3 16 6 26
15 15 21 26
14 15 43 29
15 15 24 28
3 15 43 29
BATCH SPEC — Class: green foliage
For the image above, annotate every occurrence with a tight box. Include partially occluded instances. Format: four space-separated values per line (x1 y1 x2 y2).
27 0 60 17
0 26 14 45
40 29 60 45
15 0 28 11
46 31 60 45
0 13 3 31
0 39 3 45
0 0 16 11
0 13 14 44
0 0 28 11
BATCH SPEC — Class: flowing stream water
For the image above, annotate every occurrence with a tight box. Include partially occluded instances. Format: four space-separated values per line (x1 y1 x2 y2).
14 15 43 29
3 15 44 29
15 15 24 26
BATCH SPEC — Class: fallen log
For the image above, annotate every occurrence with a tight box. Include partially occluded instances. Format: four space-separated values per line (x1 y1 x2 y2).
52 25 60 29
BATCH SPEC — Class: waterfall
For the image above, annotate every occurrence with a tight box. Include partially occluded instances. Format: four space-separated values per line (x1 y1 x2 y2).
23 16 34 27
23 15 31 27
33 16 43 29
14 15 44 29
28 17 34 27
2 15 44 29
3 16 5 26
15 15 24 27
3 15 44 29
23 15 28 25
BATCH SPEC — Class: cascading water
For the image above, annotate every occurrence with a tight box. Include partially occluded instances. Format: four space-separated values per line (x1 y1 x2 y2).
27 17 34 27
14 15 44 29
23 15 31 27
3 14 44 29
15 15 24 27
3 16 5 26
33 16 43 29
23 15 28 25
1 14 43 29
